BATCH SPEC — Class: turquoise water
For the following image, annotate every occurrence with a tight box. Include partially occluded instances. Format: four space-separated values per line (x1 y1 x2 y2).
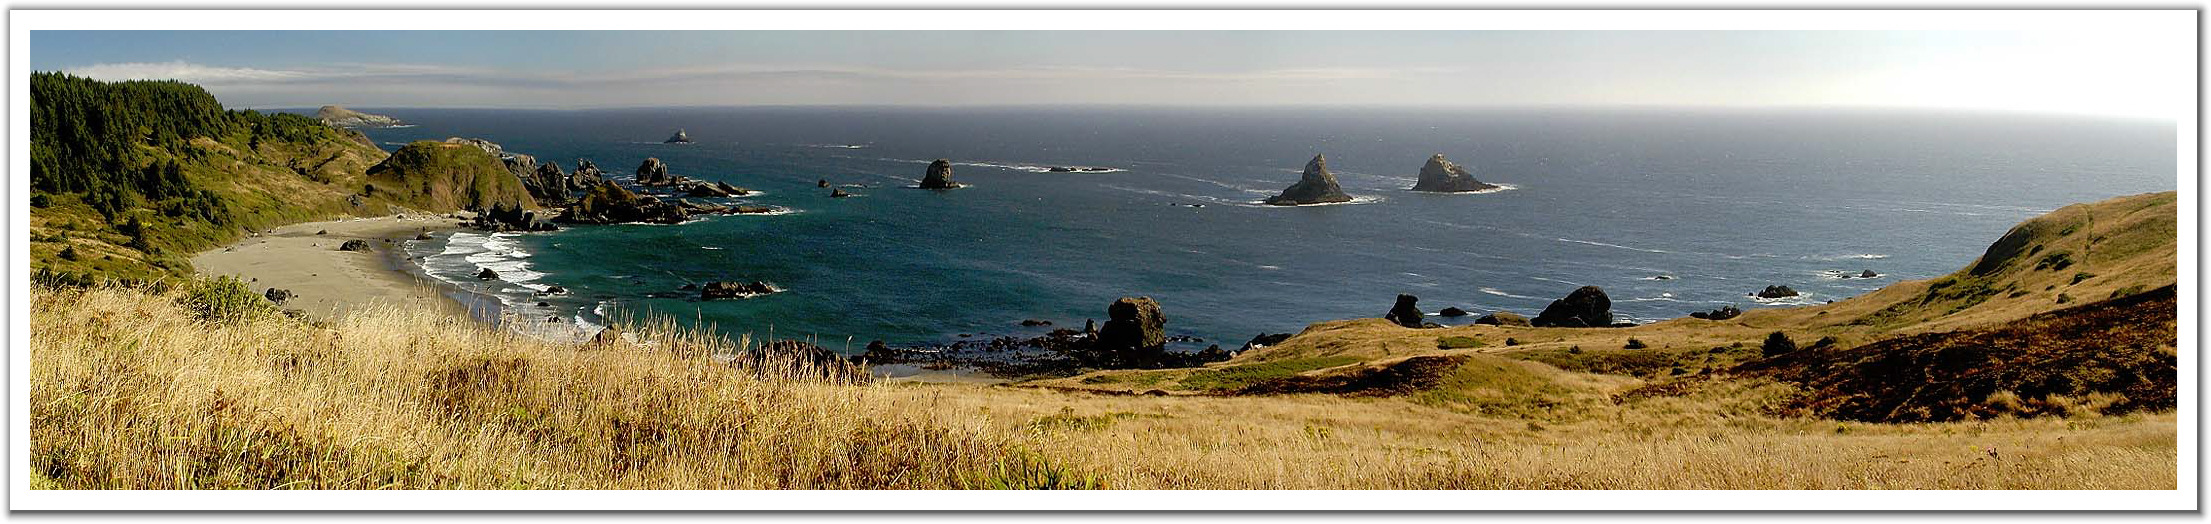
344 107 2174 351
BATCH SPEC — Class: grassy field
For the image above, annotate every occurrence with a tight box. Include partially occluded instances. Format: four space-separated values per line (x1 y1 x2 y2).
30 280 2175 490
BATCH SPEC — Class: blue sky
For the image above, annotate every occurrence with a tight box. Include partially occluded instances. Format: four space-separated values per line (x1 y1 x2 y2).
31 30 2191 118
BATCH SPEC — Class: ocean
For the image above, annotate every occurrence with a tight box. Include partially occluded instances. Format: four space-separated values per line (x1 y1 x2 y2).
334 106 2174 353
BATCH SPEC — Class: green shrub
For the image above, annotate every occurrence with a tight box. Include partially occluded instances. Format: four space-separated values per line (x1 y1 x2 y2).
177 275 273 323
1762 331 1797 358
1623 338 1648 350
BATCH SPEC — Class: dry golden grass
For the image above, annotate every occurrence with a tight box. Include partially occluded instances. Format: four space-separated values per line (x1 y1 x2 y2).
931 378 2175 489
29 284 1097 490
32 275 2176 490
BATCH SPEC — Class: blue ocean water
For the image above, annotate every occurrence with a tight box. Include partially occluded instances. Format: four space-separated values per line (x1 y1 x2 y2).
340 107 2174 351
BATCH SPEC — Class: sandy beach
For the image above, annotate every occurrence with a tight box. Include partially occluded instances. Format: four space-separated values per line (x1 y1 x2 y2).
192 214 468 322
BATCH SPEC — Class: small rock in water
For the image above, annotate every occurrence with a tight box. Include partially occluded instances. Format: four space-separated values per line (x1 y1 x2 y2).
476 268 498 280
1754 285 1800 299
1020 319 1053 327
1860 270 1880 278
1438 307 1469 317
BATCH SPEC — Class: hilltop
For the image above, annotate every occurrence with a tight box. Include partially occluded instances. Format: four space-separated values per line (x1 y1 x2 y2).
316 105 405 128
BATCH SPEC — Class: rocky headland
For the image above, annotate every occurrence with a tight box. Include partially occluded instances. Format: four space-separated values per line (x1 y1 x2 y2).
316 105 405 128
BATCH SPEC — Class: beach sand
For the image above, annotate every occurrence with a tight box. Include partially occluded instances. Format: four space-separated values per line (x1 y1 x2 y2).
192 214 467 322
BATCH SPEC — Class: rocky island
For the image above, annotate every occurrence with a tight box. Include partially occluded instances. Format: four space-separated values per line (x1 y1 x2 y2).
1409 153 1502 192
919 159 962 189
316 105 405 128
1263 154 1354 205
665 129 692 144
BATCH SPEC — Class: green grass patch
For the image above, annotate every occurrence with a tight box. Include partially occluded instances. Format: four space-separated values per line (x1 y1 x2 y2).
1436 336 1486 350
1176 356 1360 392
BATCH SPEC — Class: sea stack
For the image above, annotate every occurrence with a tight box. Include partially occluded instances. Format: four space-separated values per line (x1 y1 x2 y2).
1263 154 1353 206
636 158 669 186
664 129 692 144
1410 154 1501 193
1384 294 1426 328
919 159 961 189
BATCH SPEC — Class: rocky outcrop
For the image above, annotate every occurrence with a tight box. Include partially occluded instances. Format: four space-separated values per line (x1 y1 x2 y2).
1755 285 1800 299
555 181 688 225
1082 296 1169 367
316 105 404 128
264 288 295 305
1475 311 1531 327
1384 293 1425 328
1263 154 1353 205
1242 333 1293 351
476 268 499 280
636 158 670 186
664 129 692 144
1410 154 1501 193
1532 286 1614 328
1690 305 1743 320
700 281 779 300
920 159 961 189
1438 307 1470 317
829 188 851 198
337 239 371 252
471 202 557 232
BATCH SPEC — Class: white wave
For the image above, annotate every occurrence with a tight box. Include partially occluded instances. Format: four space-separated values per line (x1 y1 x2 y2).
1408 183 1519 195
1749 294 1820 306
1555 237 1671 254
702 246 724 250
956 160 1127 174
1154 172 1275 194
1257 265 1282 270
1247 194 1387 208
1640 275 1678 281
800 143 870 149
1100 185 1249 207
1479 287 1546 301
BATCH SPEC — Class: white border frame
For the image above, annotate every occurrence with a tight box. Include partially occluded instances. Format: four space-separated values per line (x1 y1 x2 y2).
6 9 2198 511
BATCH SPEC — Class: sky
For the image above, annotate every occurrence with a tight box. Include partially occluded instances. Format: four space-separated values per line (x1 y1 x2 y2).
29 30 2194 119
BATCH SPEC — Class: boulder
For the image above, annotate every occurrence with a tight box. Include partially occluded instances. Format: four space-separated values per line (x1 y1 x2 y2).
818 179 832 188
1531 286 1613 328
830 188 851 198
1263 154 1353 205
701 281 779 300
1860 270 1880 278
1439 307 1470 317
415 231 434 240
636 158 670 186
263 288 295 305
920 159 961 189
1092 297 1167 366
1474 311 1530 327
685 182 732 198
1755 285 1800 299
717 182 748 196
337 239 371 252
1383 293 1425 328
476 268 499 280
1409 154 1501 192
1690 305 1743 321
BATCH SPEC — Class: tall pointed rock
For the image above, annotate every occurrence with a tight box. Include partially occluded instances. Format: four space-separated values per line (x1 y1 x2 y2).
1263 154 1354 205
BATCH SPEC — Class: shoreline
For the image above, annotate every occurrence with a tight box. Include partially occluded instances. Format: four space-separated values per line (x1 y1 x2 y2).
192 214 472 323
191 214 1012 384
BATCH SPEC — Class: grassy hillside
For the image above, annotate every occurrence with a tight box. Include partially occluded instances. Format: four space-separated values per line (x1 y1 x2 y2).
30 73 394 283
29 282 1094 489
31 281 2174 490
366 141 535 213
